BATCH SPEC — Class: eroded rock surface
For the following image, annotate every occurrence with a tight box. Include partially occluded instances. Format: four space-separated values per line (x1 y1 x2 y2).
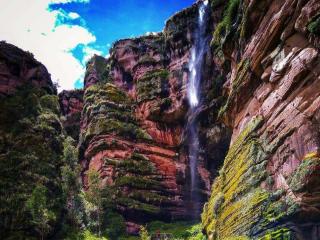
202 0 320 239
77 2 229 234
0 41 56 96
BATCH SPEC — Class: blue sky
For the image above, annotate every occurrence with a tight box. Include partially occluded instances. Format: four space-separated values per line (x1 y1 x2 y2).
0 0 194 90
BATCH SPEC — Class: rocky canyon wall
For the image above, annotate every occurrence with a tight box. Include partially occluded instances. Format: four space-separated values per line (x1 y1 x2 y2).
78 2 230 234
1 0 319 238
202 0 320 239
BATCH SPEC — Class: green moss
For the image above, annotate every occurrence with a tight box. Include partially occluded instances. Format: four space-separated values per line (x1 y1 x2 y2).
141 69 169 80
258 228 293 240
85 55 112 84
218 59 250 119
202 117 270 239
85 83 130 104
287 156 320 193
212 0 241 46
116 197 160 214
85 118 151 141
104 156 155 175
128 191 167 204
261 201 286 226
211 0 225 8
115 176 162 190
307 15 320 35
160 97 172 110
137 69 169 103
137 55 158 66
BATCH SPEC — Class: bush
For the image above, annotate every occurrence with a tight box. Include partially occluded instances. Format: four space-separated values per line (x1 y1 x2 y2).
139 226 151 240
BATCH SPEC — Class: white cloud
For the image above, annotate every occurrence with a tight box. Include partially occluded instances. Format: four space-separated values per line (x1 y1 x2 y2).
51 0 90 3
82 46 103 65
0 0 98 91
68 12 80 19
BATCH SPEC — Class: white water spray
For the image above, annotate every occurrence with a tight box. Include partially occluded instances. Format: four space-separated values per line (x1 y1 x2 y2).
187 0 209 109
187 0 209 213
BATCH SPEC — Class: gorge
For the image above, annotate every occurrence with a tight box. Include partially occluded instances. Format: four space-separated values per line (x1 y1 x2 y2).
187 0 210 218
0 0 320 239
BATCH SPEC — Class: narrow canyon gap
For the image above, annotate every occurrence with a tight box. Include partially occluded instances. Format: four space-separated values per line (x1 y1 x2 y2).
1 0 319 239
186 0 210 218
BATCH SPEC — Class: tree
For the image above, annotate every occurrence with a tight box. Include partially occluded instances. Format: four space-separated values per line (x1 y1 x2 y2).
140 226 151 240
61 137 84 229
26 185 55 240
85 169 104 237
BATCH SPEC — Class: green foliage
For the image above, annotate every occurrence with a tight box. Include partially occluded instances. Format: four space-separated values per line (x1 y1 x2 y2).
212 0 241 46
86 55 112 84
307 15 320 35
258 227 293 240
82 230 109 240
187 224 207 240
288 156 320 193
85 169 105 237
142 221 206 239
218 59 250 118
65 230 109 240
0 85 64 239
26 185 56 240
85 83 130 105
136 69 169 103
40 94 60 114
61 136 85 231
140 226 151 240
85 118 151 142
202 117 269 239
103 211 126 240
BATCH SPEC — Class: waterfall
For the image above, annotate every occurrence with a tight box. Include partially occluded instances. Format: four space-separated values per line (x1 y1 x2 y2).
187 0 209 215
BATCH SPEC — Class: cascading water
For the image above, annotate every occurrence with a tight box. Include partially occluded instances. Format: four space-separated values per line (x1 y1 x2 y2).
187 0 209 216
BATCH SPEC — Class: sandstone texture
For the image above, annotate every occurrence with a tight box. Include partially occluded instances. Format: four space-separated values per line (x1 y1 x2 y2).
202 0 320 239
77 2 229 234
3 0 317 237
0 41 56 96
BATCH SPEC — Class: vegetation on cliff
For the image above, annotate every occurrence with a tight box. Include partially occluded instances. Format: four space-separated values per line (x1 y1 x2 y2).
0 85 66 239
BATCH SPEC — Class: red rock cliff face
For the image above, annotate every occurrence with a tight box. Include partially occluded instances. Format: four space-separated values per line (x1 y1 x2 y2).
78 2 230 233
0 41 56 96
202 0 320 239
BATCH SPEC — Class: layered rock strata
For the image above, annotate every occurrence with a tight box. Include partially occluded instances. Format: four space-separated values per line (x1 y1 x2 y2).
78 2 230 233
0 41 56 96
202 0 320 239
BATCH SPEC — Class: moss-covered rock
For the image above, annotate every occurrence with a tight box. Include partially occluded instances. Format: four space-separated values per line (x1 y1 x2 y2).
136 69 169 103
307 15 320 36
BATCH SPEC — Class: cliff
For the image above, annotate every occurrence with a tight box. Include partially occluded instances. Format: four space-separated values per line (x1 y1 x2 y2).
202 0 320 239
79 2 230 234
1 0 320 238
59 89 84 141
0 42 67 239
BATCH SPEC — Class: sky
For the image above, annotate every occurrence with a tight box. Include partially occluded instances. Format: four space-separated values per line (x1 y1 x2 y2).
0 0 194 90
